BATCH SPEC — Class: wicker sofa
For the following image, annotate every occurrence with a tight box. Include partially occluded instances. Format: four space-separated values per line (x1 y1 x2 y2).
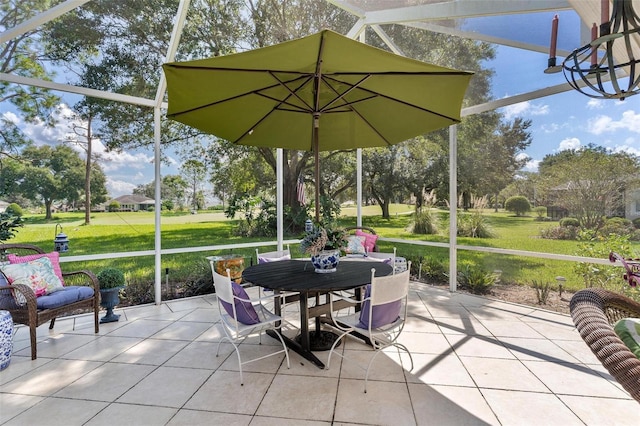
0 243 99 359
570 287 640 403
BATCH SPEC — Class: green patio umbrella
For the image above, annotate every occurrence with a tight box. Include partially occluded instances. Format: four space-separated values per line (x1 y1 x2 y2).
163 29 473 221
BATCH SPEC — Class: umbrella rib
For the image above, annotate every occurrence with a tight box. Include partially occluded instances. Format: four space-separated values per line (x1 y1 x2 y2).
167 73 313 117
267 71 315 113
231 73 318 143
322 74 461 122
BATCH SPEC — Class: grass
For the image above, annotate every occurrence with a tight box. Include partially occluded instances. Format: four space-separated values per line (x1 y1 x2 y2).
8 206 637 294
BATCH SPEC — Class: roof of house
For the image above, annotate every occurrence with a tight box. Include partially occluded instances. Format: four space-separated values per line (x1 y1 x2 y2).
109 194 155 205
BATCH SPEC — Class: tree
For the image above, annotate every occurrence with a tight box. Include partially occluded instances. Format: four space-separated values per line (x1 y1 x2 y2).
538 145 640 229
363 146 413 219
476 118 532 211
134 175 189 210
60 103 101 225
1 1 59 160
504 196 531 216
17 145 107 219
181 160 206 211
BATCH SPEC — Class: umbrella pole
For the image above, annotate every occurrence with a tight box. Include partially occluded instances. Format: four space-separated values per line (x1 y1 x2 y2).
314 117 320 223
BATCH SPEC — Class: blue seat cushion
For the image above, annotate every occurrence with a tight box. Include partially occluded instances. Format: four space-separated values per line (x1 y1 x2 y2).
36 286 94 310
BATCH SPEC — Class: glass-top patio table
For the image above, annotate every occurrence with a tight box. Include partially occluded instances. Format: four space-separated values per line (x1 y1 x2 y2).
242 259 393 369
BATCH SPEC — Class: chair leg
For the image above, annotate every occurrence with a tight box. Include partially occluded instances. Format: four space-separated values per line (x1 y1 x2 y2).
94 307 99 333
326 331 348 370
30 324 37 360
49 318 56 330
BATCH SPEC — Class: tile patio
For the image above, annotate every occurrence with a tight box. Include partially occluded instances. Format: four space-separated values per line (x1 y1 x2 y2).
1 282 638 425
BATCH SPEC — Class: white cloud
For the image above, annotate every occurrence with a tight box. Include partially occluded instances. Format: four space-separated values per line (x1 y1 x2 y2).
522 159 540 172
106 179 137 198
501 101 549 120
1 111 20 124
586 99 604 110
612 144 640 156
587 110 640 135
558 137 581 151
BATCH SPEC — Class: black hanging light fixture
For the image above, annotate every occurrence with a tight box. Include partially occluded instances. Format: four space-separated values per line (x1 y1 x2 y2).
562 0 640 100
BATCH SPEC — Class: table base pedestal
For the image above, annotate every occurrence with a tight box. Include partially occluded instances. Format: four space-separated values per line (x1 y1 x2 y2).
295 330 341 351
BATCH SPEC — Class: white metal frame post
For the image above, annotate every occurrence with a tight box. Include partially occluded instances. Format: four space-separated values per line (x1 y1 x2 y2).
151 0 191 304
277 149 283 250
449 124 458 292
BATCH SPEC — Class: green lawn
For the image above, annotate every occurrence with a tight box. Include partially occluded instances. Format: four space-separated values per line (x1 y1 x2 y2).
8 206 635 294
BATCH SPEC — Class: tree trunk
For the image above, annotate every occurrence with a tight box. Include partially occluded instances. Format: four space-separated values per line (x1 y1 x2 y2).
84 120 92 225
45 200 53 220
381 201 390 219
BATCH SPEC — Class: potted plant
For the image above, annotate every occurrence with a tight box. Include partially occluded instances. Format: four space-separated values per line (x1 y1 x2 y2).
97 268 126 323
300 224 348 273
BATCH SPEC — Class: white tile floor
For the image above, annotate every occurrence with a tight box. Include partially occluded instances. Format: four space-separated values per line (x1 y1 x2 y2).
1 282 638 425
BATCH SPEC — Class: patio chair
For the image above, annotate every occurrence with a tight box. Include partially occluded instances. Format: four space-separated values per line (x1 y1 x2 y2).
365 247 397 272
326 264 413 392
570 287 640 403
210 264 290 385
344 226 379 253
0 243 99 360
256 245 291 264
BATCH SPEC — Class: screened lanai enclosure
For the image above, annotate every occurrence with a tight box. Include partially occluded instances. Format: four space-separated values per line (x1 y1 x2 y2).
2 0 640 304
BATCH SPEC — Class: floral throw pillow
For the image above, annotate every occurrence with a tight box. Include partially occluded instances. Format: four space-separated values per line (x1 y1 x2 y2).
0 257 65 297
7 251 65 286
345 236 366 255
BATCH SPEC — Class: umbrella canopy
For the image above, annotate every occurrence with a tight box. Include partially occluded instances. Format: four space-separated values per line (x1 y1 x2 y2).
163 29 473 220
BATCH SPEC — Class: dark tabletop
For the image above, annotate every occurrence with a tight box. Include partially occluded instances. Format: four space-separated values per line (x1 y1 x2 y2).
242 259 393 293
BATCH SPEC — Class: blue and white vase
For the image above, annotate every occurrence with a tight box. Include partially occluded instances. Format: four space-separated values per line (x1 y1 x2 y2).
311 250 340 273
0 310 13 371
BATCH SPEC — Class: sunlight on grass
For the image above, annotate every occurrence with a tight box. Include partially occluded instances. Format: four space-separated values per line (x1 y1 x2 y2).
10 206 637 293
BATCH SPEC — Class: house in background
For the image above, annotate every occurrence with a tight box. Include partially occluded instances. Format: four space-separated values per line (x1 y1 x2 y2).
99 194 155 212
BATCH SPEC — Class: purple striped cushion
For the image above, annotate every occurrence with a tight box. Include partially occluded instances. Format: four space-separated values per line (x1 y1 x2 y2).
357 284 401 329
220 282 260 325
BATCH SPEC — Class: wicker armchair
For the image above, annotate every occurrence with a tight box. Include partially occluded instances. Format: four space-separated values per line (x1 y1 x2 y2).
570 287 640 403
0 243 99 359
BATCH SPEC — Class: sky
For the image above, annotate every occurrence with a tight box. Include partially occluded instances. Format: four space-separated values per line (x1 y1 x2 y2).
2 8 640 200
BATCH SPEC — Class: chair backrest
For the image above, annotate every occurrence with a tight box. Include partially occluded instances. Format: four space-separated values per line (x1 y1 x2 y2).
369 264 410 306
366 248 396 272
210 264 234 307
256 245 291 264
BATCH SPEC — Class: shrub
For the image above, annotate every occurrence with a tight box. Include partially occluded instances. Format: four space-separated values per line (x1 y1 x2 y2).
531 280 552 304
504 196 531 216
573 231 635 296
0 212 23 244
421 257 448 283
162 200 174 211
412 210 438 234
540 225 579 240
457 264 497 294
598 217 634 238
533 206 547 220
457 213 494 238
97 268 126 289
560 217 580 227
633 217 640 229
108 201 121 212
121 278 154 305
406 254 447 283
5 203 23 217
